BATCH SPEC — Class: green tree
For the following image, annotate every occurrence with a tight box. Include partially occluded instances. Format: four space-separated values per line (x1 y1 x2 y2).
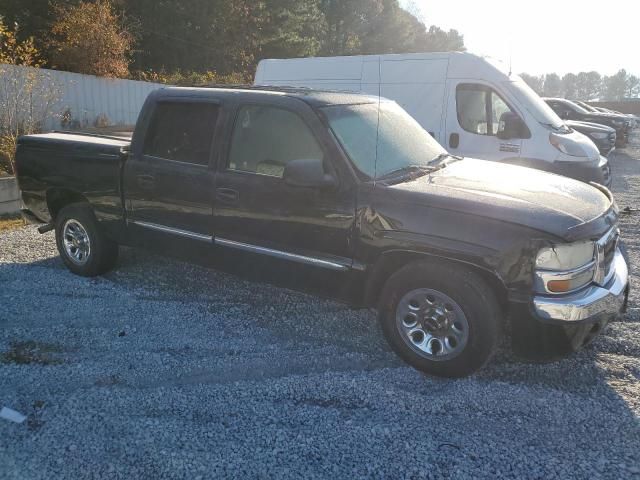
519 73 544 95
257 0 325 60
575 71 602 100
48 0 134 78
562 73 578 100
602 69 629 101
542 73 562 97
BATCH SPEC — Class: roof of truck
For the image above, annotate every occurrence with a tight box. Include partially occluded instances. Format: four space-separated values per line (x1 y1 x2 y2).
154 86 383 107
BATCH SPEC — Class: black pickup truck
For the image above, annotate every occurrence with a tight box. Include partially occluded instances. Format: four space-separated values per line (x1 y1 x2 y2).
16 87 630 377
545 97 631 146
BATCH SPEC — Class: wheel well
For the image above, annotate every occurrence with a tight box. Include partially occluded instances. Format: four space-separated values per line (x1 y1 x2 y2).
46 189 90 221
364 251 509 311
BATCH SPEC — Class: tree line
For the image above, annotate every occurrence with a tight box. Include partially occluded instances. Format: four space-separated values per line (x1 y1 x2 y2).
520 70 640 102
0 0 465 83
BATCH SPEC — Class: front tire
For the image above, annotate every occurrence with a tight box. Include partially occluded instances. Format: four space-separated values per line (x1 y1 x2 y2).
378 261 501 378
55 203 118 277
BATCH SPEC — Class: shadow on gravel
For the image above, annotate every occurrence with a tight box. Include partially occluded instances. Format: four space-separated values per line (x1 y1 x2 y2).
2 232 638 439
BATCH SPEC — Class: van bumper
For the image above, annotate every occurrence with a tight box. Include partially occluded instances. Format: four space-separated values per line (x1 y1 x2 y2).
549 157 611 187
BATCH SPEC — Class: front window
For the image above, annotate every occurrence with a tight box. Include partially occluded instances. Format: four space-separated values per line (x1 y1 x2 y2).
322 101 446 179
227 105 324 178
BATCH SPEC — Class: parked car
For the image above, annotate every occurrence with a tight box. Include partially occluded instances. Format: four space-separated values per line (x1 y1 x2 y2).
544 98 631 146
565 120 616 156
15 87 629 378
255 52 611 187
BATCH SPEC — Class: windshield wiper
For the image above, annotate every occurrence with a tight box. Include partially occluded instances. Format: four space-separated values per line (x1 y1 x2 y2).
430 153 462 165
377 165 434 182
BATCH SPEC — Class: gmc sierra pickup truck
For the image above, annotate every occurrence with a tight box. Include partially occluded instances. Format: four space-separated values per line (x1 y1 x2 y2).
16 87 630 377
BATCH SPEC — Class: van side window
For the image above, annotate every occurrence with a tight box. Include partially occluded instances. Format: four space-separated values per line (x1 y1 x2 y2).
143 102 219 165
456 84 516 136
457 85 489 135
228 105 323 178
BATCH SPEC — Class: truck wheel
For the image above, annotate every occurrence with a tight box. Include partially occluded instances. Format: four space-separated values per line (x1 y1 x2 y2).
378 261 501 378
55 203 118 277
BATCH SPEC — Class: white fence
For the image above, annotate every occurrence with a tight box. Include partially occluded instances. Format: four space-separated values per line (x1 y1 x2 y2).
0 177 20 215
0 64 166 130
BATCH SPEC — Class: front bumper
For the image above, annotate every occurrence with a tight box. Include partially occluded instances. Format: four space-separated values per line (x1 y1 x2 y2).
550 156 612 188
532 248 628 324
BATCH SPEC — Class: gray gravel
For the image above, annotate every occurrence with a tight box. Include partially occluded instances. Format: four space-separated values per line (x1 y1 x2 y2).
1 142 639 479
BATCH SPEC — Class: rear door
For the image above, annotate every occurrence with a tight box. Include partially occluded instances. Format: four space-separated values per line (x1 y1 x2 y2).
125 98 221 240
212 98 356 270
445 81 523 160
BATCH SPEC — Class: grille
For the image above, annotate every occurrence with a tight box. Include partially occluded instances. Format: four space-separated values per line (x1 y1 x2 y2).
601 163 611 185
603 231 617 278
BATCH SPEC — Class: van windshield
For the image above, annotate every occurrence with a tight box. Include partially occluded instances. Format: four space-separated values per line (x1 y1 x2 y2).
506 79 565 130
321 101 446 180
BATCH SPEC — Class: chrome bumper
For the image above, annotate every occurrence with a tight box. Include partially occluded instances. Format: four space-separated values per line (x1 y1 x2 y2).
533 248 628 323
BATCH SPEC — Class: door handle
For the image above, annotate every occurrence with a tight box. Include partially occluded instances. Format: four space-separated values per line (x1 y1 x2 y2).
449 133 460 149
216 188 239 203
137 174 155 189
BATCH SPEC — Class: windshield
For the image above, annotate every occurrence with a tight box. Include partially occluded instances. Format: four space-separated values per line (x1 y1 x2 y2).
321 101 446 179
564 100 590 115
577 101 597 112
505 79 564 129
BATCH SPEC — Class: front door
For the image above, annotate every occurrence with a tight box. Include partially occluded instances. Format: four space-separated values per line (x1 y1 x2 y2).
124 99 221 240
212 100 356 270
445 81 523 161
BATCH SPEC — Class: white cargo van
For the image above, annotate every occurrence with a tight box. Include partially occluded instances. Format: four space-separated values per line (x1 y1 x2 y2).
255 52 611 186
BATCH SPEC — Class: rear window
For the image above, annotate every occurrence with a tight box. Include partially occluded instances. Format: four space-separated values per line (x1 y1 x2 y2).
143 102 219 165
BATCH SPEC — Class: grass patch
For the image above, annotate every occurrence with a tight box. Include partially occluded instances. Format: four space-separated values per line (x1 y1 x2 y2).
0 214 25 232
1 340 65 365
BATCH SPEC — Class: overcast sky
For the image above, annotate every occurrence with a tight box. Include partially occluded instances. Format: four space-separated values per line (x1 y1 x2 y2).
402 0 640 76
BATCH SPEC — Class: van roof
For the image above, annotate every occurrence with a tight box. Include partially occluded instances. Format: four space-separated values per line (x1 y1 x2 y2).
155 85 382 107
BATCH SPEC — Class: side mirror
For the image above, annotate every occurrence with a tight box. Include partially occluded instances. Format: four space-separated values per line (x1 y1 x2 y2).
283 158 337 189
497 112 529 140
119 145 130 163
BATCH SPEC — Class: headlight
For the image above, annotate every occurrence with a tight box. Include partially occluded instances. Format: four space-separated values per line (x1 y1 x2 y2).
612 119 624 126
590 132 609 140
549 133 587 157
535 241 596 294
536 241 594 270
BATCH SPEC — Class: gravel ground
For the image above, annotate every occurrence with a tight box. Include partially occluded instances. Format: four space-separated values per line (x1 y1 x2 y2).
1 141 639 480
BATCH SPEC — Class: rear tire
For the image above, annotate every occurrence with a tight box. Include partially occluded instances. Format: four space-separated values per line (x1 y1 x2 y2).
55 203 118 277
378 261 501 378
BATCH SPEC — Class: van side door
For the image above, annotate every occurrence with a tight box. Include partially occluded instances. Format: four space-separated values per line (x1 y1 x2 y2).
445 81 525 161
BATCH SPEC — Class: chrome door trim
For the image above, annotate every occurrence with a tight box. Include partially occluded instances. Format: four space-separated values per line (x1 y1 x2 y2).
214 237 349 271
132 221 213 242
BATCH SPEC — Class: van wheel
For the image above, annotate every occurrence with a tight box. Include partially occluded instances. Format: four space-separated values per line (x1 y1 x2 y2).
55 203 118 277
378 261 501 378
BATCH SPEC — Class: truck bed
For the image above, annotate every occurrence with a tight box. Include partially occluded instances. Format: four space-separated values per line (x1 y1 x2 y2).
16 132 130 225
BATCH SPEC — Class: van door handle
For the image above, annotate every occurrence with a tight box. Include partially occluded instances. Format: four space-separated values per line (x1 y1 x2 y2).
449 133 460 149
137 174 155 189
216 188 239 203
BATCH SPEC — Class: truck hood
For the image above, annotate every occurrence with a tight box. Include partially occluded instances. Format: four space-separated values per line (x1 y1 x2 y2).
566 120 615 134
386 159 611 240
